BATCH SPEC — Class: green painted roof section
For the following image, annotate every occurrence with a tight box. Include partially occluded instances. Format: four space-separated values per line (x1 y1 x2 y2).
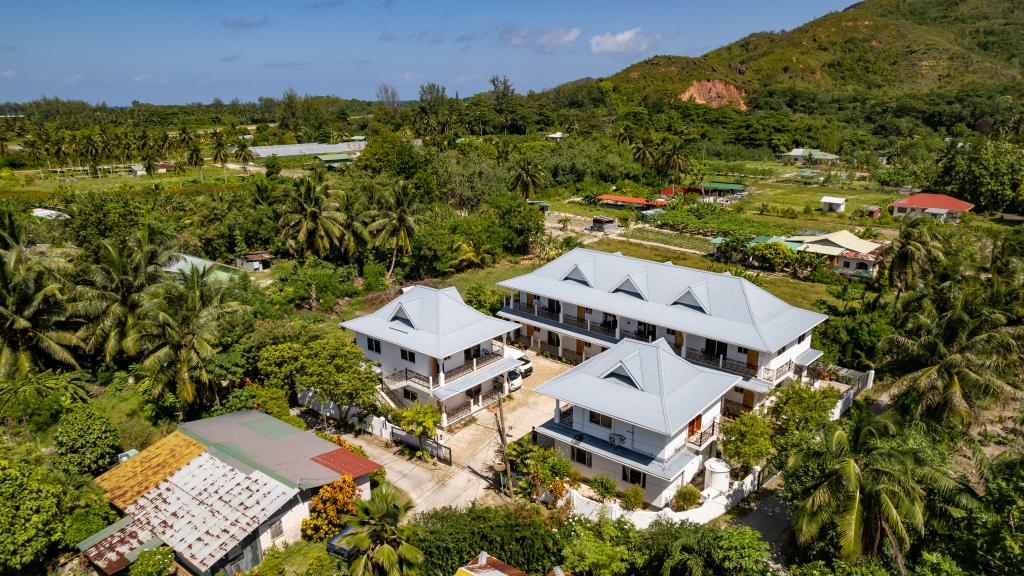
710 236 800 250
317 153 353 162
244 416 299 439
702 182 746 191
205 442 296 488
78 516 135 551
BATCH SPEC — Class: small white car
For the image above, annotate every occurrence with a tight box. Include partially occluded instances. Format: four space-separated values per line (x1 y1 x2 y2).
507 348 533 378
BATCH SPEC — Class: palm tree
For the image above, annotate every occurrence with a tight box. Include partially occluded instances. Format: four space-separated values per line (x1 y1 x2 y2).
233 138 254 167
659 140 688 188
787 404 971 571
0 247 82 379
186 142 205 182
509 159 545 199
210 130 230 182
279 178 346 259
879 218 944 317
335 189 371 262
79 224 172 364
124 266 244 407
880 281 1024 425
335 483 424 576
251 175 279 208
632 135 656 171
369 181 422 283
0 370 90 419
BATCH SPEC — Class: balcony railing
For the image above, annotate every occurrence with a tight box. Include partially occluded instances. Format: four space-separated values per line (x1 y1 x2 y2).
559 406 574 427
444 346 504 383
383 368 434 390
507 299 616 339
687 418 719 447
760 360 795 382
619 327 657 343
723 399 752 419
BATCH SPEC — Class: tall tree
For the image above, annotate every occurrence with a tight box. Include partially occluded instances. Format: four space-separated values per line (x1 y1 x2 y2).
369 181 422 282
186 142 205 182
125 266 244 408
509 159 545 199
336 483 424 576
880 218 944 316
233 138 254 166
210 130 230 182
335 189 371 262
279 178 346 259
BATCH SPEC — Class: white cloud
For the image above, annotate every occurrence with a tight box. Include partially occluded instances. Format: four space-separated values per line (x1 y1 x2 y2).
0 69 16 81
536 27 581 52
132 73 169 86
589 27 660 54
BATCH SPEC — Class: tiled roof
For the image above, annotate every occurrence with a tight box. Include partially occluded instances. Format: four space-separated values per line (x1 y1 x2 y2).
95 431 206 509
892 193 974 212
312 447 383 479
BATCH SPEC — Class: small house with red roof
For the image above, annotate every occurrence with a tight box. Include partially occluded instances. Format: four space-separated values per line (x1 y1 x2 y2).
891 193 974 223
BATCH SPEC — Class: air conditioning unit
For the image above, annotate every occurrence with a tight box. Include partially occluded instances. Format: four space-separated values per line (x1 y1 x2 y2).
608 434 625 447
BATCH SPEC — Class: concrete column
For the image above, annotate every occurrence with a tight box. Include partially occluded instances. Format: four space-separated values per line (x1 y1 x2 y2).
502 375 509 395
554 399 561 420
438 371 445 387
441 410 448 428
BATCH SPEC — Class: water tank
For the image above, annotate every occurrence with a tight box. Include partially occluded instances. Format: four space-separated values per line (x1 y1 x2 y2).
704 458 731 492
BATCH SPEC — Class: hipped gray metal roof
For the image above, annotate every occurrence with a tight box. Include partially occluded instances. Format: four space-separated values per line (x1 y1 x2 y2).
497 248 826 352
535 339 741 436
342 286 520 360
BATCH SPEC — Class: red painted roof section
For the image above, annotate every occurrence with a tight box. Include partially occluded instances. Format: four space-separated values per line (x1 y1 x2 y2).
312 447 382 479
597 194 667 206
892 193 974 212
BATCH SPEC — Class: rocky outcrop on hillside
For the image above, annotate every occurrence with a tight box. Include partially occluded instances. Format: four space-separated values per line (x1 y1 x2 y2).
678 79 747 110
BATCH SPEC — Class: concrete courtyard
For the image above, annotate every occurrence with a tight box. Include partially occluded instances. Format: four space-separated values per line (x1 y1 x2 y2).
346 351 568 512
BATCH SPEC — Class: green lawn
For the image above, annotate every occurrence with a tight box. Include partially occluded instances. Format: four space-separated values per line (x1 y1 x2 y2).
744 182 901 231
622 228 716 252
446 258 541 292
0 167 241 199
588 238 837 311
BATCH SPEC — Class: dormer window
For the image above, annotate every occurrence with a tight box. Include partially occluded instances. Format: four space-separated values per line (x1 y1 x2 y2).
602 361 640 389
562 263 593 287
612 277 645 300
672 285 708 313
390 304 415 329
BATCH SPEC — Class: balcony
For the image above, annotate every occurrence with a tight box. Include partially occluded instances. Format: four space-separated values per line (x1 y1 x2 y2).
503 300 617 343
686 418 719 448
722 399 752 419
444 346 504 383
619 327 657 343
760 360 795 383
383 368 434 390
685 348 758 378
537 342 582 365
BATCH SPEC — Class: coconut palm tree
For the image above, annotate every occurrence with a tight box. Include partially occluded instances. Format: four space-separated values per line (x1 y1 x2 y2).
279 178 346 259
233 138 254 167
124 266 244 407
0 247 82 379
880 281 1024 425
509 159 545 199
369 181 422 283
0 369 90 419
335 483 424 576
210 130 230 182
787 404 972 571
335 189 371 262
186 142 205 182
78 224 173 364
880 218 944 317
251 175 280 208
632 135 656 171
659 140 689 188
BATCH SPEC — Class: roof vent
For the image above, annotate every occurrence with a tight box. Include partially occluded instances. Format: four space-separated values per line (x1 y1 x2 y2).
477 551 489 565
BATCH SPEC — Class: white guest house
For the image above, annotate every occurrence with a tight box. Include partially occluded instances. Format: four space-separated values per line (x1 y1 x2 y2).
342 286 522 428
498 248 827 416
534 338 742 508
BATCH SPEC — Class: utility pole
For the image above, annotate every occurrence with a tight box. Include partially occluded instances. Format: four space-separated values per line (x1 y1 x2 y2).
495 392 513 497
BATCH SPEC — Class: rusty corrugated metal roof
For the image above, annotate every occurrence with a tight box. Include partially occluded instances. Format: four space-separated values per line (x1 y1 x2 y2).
85 452 298 573
95 431 206 509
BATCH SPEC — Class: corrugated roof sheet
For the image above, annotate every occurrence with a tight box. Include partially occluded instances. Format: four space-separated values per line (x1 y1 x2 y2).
498 248 826 352
892 192 973 211
341 286 520 360
312 448 382 479
251 141 366 158
596 194 667 206
179 410 375 488
95 431 206 509
85 453 298 574
535 339 740 435
457 552 531 576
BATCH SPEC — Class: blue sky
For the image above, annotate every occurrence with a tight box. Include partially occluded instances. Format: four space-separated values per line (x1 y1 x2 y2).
0 0 854 105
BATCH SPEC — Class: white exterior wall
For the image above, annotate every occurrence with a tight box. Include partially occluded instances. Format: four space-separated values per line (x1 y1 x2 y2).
836 256 875 274
356 334 435 380
257 500 308 553
765 333 812 371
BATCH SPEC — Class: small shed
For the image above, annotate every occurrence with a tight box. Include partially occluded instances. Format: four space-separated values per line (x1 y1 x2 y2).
526 200 550 214
236 252 274 271
129 164 146 177
865 205 881 220
591 216 618 233
317 153 354 170
545 131 568 141
821 196 847 213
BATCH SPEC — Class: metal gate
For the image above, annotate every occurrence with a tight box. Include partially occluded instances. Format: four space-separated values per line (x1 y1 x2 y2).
391 427 452 465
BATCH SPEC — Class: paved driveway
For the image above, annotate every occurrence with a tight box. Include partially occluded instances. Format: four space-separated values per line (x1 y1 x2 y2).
347 351 570 511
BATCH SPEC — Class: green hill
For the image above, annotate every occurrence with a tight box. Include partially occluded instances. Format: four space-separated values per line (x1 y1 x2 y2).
603 0 1024 106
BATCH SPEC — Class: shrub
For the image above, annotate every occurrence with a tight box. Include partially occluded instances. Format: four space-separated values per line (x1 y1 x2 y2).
301 475 358 541
129 547 174 576
672 484 702 511
63 505 117 548
590 475 618 500
621 484 646 511
54 404 122 475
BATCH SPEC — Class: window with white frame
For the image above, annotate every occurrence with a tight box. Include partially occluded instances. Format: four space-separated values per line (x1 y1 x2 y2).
366 337 381 354
400 348 416 363
403 388 418 402
572 446 592 467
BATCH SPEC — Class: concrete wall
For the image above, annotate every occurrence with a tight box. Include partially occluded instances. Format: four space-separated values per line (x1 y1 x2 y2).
257 500 308 554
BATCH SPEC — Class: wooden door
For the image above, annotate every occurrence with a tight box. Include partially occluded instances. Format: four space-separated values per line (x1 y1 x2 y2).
526 325 534 338
674 331 683 349
431 357 439 379
526 293 534 306
687 414 703 436
746 349 759 370
577 305 585 321
742 389 755 408
576 339 584 355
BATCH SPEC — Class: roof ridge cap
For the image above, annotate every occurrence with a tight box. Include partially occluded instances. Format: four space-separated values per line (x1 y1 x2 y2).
737 278 771 350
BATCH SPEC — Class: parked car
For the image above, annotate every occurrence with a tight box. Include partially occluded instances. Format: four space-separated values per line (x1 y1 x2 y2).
507 348 533 377
506 369 523 392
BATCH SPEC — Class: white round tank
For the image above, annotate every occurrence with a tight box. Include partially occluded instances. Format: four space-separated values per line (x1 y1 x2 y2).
704 458 731 492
